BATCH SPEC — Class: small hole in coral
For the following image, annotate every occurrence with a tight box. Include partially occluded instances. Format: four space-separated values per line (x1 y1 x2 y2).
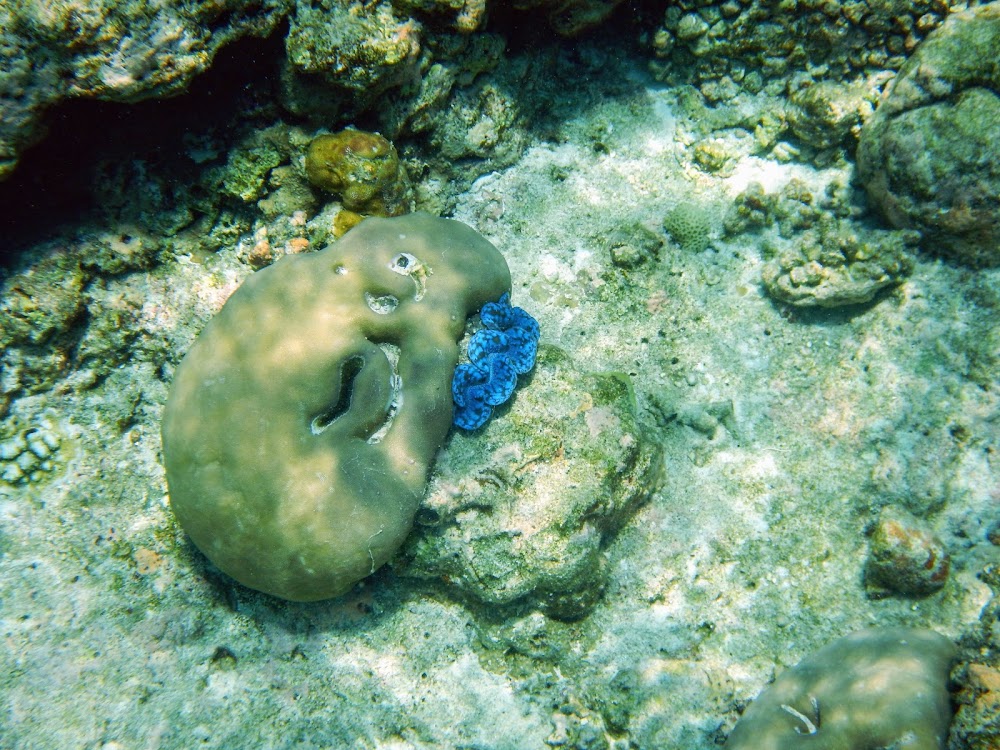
366 293 399 315
311 355 365 434
389 252 419 274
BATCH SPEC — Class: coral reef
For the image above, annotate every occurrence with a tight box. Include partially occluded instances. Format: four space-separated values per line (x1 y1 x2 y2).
285 0 421 99
2 13 999 749
219 125 292 204
0 248 86 416
648 0 957 99
786 78 875 154
761 217 916 308
0 0 290 180
393 0 490 33
857 2 1000 267
161 213 511 601
725 628 957 749
724 180 916 308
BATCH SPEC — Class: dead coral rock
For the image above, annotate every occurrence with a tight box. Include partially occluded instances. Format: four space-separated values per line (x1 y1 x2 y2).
761 218 915 308
394 0 489 32
0 0 289 180
857 2 1000 267
864 505 950 598
787 78 875 152
951 662 1000 750
285 2 421 96
0 249 88 348
79 231 163 275
0 248 91 413
402 347 663 620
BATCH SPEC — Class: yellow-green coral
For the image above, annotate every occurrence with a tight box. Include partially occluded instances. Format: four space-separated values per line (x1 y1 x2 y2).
663 202 712 253
162 213 510 601
305 129 412 217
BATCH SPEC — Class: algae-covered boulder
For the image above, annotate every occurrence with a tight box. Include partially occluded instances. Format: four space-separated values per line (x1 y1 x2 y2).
161 213 511 601
857 2 1000 267
285 2 421 97
726 627 957 749
402 348 663 619
787 79 873 153
761 218 915 308
0 0 290 180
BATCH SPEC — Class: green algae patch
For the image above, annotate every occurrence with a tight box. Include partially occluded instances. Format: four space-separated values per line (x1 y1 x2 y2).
161 213 511 601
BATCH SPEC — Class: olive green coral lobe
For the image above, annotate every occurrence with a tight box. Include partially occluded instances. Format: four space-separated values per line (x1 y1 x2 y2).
725 627 956 749
162 214 511 601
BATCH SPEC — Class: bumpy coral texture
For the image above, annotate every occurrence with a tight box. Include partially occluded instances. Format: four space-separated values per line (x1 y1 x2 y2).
451 293 539 430
304 129 411 217
162 213 511 601
663 202 712 253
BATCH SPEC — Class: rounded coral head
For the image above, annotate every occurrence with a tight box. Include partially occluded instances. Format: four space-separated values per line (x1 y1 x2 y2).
305 129 411 216
162 213 510 601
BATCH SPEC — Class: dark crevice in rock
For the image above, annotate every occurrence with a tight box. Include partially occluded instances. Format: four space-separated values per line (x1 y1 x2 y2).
0 22 288 264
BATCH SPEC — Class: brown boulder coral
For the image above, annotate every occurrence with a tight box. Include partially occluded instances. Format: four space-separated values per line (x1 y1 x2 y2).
305 129 412 221
162 213 510 601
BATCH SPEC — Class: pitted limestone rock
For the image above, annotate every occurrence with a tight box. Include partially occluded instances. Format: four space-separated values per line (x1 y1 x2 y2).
857 3 1000 267
161 213 511 601
403 347 663 619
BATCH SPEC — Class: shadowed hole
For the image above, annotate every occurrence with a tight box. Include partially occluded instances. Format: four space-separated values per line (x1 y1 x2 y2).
366 292 398 314
310 355 365 435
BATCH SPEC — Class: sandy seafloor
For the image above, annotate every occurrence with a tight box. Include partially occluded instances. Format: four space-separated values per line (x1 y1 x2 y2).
1 39 998 750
